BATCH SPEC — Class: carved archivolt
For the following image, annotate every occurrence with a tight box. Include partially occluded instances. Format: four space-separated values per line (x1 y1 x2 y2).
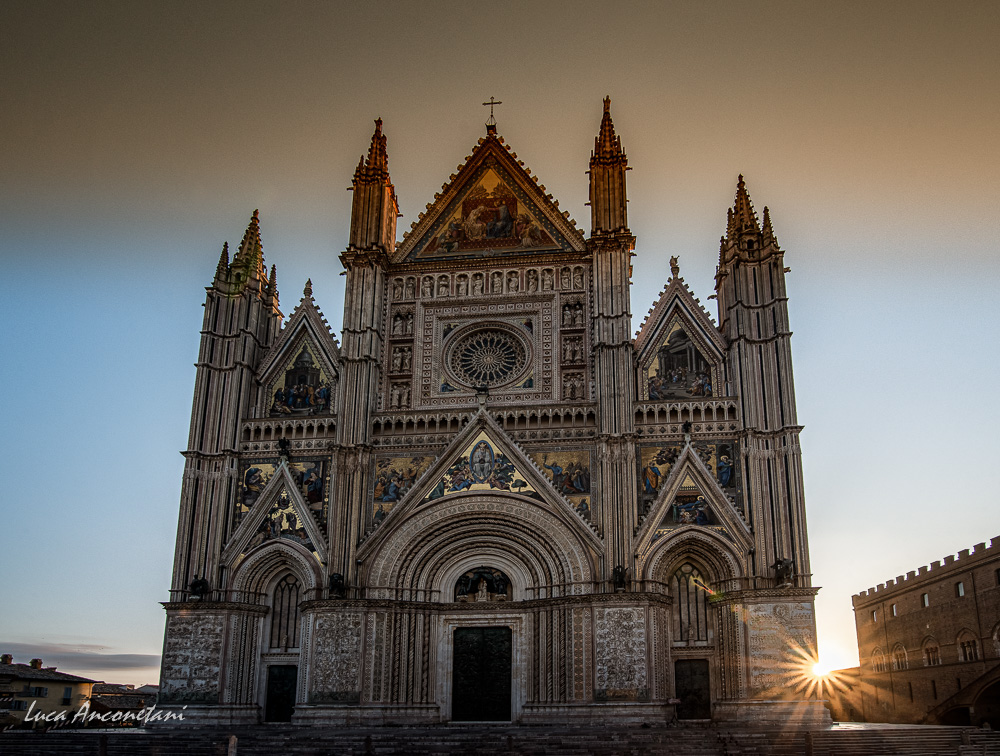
366 494 595 599
640 527 742 585
230 539 324 595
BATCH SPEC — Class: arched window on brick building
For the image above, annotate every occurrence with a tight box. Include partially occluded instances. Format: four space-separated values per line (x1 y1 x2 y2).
891 643 908 671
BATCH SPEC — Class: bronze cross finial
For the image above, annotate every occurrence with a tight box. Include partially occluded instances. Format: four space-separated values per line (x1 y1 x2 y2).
482 96 503 126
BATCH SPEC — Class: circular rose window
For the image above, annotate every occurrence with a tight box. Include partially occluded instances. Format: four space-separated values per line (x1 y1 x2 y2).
445 325 530 389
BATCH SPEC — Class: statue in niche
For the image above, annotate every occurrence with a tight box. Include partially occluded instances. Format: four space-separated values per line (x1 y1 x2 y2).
573 303 584 326
573 267 584 289
188 576 210 601
421 277 433 297
561 267 571 289
491 270 503 293
391 349 402 371
401 348 412 371
392 279 403 299
472 274 484 296
526 269 538 292
542 269 554 290
507 270 519 292
391 313 404 335
437 276 450 296
404 313 414 335
456 275 469 296
404 277 415 299
772 558 795 586
612 565 628 592
329 573 345 598
454 567 511 602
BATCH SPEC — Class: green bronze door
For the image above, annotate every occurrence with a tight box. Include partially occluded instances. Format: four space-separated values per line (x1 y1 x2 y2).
452 627 512 721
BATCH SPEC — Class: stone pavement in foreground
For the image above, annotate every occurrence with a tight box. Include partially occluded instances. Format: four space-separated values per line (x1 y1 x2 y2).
2 722 1000 755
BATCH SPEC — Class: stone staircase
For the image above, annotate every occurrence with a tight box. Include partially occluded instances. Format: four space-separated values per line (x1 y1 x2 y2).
3 724 1000 756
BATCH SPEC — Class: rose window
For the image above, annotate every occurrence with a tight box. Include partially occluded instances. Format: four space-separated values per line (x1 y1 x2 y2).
446 327 529 388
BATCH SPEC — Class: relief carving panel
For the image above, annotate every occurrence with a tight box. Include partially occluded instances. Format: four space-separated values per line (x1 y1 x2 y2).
594 606 648 700
160 611 226 704
309 611 364 703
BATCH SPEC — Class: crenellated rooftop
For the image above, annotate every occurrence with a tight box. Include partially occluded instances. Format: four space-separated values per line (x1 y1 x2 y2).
852 537 1000 605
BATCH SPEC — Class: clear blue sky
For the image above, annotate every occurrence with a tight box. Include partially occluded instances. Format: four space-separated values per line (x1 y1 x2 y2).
1 1 997 686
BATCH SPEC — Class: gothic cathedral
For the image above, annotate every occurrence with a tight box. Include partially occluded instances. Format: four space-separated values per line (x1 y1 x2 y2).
160 100 827 726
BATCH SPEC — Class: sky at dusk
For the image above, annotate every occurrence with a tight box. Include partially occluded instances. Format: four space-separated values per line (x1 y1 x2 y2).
1 1 997 687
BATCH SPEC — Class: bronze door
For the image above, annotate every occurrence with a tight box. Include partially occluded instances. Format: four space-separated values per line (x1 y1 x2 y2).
674 659 711 719
452 627 512 721
264 664 297 722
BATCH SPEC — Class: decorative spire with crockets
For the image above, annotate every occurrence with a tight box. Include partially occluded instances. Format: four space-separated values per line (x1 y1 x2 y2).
588 96 629 235
348 119 398 255
727 175 761 241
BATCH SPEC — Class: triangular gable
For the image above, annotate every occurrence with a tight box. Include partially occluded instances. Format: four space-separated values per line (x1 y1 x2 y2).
223 463 327 567
634 276 727 402
257 283 341 417
358 409 602 559
634 274 725 356
393 135 586 263
634 443 752 555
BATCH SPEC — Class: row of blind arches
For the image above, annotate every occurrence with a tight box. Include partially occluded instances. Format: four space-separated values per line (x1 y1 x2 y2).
264 561 714 649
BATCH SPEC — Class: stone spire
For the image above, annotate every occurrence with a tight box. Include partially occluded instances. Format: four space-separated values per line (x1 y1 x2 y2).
726 175 761 241
232 209 267 285
588 97 629 235
266 264 279 307
762 205 778 248
213 242 229 285
355 118 390 183
348 119 399 254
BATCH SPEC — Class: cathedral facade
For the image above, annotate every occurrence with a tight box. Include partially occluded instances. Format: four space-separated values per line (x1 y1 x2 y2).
159 100 827 726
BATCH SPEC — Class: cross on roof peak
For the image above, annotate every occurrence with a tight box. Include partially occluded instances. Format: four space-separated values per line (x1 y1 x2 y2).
482 96 503 134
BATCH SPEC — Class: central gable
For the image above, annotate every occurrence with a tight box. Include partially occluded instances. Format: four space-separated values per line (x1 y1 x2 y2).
394 135 586 263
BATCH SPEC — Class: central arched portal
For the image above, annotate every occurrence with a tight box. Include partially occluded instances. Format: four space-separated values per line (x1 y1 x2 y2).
363 491 599 723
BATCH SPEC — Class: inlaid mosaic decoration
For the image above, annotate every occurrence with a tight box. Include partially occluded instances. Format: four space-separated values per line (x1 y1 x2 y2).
645 320 713 400
412 165 559 260
237 459 330 534
528 450 593 520
370 455 436 525
639 442 742 535
423 431 539 502
268 342 336 417
243 489 320 561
